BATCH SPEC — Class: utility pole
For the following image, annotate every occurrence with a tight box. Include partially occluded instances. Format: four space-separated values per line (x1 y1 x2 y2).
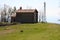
44 2 46 22
42 2 46 23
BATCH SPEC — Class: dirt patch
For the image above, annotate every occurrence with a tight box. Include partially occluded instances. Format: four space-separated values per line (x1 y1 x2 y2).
0 29 16 35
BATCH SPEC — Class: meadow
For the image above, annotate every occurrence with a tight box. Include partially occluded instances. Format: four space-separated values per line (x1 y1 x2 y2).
0 23 60 40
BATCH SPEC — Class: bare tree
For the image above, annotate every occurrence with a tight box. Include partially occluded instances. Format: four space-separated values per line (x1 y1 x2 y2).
14 6 16 12
7 6 16 23
0 4 16 23
8 8 12 23
3 4 7 22
1 11 4 22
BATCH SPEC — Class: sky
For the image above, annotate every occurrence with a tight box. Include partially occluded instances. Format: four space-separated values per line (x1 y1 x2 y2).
0 0 60 24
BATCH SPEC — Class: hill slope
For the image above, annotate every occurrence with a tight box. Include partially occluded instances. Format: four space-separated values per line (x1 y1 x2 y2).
0 23 60 40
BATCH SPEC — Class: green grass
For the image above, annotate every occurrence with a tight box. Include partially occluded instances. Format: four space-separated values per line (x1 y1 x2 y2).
0 23 60 40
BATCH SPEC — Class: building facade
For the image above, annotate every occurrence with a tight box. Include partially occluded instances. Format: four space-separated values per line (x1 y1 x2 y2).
15 8 38 23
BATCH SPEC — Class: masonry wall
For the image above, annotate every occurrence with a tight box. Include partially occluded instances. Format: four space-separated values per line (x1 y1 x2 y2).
16 12 38 23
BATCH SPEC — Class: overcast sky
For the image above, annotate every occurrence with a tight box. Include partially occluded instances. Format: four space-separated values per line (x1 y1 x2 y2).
0 0 60 24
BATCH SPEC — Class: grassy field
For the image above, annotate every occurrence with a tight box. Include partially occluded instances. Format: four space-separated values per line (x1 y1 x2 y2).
0 23 60 40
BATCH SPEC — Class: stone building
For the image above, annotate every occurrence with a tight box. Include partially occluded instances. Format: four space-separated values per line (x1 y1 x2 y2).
15 7 38 23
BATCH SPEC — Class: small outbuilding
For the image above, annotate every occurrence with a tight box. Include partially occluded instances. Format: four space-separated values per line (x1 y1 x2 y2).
15 7 38 23
16 7 38 23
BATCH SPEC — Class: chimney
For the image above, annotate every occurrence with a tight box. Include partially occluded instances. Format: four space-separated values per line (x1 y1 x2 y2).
20 7 22 10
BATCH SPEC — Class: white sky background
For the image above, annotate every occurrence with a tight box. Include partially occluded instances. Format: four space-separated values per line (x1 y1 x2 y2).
0 0 60 24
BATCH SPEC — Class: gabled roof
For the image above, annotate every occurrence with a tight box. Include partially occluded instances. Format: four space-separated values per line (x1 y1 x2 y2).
16 9 38 13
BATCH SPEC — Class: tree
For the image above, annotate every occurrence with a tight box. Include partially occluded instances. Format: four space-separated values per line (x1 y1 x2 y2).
14 6 16 12
1 11 4 22
7 6 16 23
0 4 16 23
3 4 7 22
8 8 12 23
